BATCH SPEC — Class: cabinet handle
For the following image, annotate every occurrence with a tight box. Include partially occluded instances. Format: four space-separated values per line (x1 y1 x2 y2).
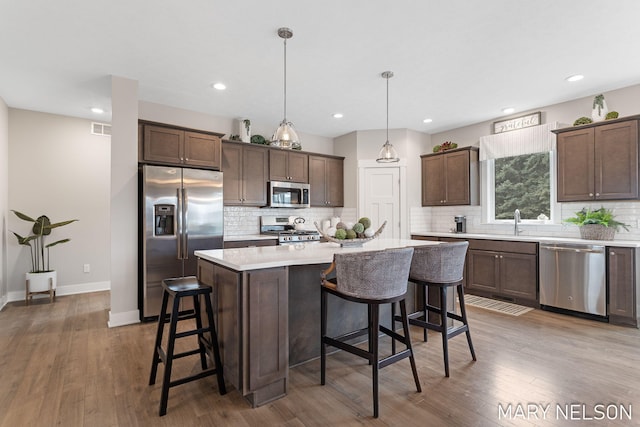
595 192 600 197
589 193 594 197
611 252 616 256
499 255 503 259
495 255 499 258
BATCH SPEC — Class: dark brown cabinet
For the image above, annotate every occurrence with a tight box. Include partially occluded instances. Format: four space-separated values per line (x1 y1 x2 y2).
224 239 277 249
222 141 268 206
309 155 344 207
608 246 638 327
555 118 639 202
269 150 308 183
466 239 538 305
142 123 222 169
421 147 479 206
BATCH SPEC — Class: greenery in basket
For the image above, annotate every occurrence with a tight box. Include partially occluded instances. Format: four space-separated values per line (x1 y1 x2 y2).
564 207 629 231
11 210 78 273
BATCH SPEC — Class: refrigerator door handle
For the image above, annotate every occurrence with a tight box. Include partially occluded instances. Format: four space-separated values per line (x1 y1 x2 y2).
182 188 188 259
176 187 183 260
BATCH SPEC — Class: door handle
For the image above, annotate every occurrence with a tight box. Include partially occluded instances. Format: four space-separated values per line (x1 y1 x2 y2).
182 188 188 259
176 188 182 260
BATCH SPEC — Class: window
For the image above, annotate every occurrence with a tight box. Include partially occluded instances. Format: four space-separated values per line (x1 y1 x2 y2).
493 152 551 220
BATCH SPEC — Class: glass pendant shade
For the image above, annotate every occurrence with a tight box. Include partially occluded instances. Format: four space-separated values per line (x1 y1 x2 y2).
376 70 400 163
272 120 300 149
377 140 400 163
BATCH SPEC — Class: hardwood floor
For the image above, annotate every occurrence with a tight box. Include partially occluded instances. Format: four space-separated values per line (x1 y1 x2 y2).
1 291 639 426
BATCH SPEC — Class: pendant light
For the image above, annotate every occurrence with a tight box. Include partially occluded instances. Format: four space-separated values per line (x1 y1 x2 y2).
376 71 400 163
271 27 300 149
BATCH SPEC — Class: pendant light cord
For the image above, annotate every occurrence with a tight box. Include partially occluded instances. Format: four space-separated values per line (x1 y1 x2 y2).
283 37 287 121
386 73 389 143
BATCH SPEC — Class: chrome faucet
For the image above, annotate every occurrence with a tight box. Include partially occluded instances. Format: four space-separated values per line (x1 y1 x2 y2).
514 209 521 236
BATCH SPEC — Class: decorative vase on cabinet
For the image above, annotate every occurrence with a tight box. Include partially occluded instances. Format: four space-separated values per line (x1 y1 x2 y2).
239 118 251 143
591 94 608 122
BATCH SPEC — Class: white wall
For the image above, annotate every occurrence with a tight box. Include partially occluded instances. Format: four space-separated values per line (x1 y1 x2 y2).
7 109 111 301
139 101 334 155
0 97 8 310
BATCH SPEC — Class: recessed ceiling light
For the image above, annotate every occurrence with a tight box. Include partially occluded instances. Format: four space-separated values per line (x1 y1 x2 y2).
423 118 433 124
212 82 226 90
91 107 104 114
332 113 344 119
566 74 584 82
502 107 515 114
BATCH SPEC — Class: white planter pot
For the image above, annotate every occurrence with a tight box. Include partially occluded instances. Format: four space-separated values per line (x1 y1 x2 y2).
26 271 57 293
591 98 609 122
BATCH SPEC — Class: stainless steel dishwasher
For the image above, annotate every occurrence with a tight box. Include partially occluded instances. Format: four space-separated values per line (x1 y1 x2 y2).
539 242 606 317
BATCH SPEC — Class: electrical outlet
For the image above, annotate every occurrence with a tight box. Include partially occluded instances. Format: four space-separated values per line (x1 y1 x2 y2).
83 264 90 273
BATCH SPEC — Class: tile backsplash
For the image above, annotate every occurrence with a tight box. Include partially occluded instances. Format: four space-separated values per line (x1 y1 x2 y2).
224 206 342 236
411 202 640 241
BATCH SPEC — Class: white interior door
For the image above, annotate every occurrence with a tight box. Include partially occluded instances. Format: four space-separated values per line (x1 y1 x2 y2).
362 167 400 238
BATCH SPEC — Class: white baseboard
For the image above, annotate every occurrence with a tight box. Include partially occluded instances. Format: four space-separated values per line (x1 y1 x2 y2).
108 309 140 328
6 280 111 303
0 294 7 312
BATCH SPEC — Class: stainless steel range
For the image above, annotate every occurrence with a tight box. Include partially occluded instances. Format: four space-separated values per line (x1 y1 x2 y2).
260 216 321 244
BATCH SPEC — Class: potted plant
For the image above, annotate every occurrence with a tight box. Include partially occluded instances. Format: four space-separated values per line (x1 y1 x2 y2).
564 206 629 240
11 210 78 303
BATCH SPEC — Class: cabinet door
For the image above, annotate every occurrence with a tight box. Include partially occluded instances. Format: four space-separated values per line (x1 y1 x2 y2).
287 151 309 183
309 156 328 206
467 249 500 293
144 125 184 164
608 247 636 321
242 145 268 206
222 143 243 205
595 120 639 200
557 128 595 201
184 131 221 169
246 268 288 392
444 150 471 205
326 157 344 207
422 155 445 206
269 150 289 182
499 252 537 301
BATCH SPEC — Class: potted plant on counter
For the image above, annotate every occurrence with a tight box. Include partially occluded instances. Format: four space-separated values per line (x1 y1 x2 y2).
11 210 78 304
564 206 629 240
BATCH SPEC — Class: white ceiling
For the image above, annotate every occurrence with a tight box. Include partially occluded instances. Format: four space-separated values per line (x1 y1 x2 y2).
2 1 640 138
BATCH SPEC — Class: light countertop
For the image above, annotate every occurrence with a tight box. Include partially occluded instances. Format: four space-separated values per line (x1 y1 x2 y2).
195 238 441 271
411 232 640 248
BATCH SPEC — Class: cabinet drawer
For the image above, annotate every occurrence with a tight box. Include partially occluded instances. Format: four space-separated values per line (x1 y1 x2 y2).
468 239 537 255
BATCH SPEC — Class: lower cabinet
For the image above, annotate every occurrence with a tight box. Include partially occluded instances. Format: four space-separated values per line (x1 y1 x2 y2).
197 260 288 407
466 239 538 306
608 246 638 327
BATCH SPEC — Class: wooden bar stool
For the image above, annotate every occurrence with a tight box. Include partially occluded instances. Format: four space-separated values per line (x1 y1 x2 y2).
320 247 421 418
402 241 476 377
149 276 226 416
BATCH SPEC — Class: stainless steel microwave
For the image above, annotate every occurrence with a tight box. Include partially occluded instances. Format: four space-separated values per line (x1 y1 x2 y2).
268 181 310 208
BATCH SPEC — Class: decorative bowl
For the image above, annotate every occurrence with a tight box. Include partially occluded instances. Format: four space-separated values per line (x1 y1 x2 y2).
314 221 387 247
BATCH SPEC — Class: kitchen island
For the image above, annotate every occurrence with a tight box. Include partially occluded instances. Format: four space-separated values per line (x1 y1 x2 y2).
194 239 440 407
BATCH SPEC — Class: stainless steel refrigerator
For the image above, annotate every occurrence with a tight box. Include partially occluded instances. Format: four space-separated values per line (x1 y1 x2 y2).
139 165 223 320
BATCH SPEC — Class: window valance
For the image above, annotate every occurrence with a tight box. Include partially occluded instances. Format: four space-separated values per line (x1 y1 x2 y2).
479 122 561 161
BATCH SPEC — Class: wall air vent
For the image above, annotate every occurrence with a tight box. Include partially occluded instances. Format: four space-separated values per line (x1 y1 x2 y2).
91 122 112 136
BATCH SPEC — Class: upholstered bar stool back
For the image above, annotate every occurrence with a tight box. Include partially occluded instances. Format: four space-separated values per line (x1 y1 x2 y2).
321 247 421 418
407 241 476 377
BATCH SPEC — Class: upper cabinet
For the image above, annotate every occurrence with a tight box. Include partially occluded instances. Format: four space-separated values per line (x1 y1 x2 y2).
269 150 309 183
421 147 479 206
555 117 640 202
222 141 269 206
309 155 344 207
141 122 223 170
